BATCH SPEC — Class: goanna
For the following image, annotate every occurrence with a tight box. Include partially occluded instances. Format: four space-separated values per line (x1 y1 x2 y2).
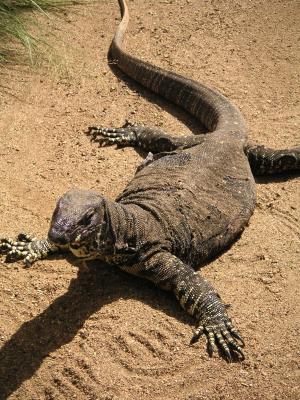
1 0 299 361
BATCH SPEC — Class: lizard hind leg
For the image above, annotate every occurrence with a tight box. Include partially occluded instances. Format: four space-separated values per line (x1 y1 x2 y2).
245 143 300 175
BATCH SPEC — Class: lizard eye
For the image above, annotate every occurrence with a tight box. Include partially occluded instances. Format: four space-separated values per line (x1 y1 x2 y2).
81 209 95 225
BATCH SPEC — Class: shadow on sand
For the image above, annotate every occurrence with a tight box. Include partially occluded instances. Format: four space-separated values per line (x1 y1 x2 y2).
0 260 191 399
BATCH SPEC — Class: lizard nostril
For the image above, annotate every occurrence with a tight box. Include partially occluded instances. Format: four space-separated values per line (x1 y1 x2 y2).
48 229 69 245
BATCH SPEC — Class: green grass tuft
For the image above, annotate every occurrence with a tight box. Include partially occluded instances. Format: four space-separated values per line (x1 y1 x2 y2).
0 0 81 64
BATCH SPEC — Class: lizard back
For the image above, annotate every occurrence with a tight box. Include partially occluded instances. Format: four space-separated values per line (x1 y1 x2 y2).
118 135 256 266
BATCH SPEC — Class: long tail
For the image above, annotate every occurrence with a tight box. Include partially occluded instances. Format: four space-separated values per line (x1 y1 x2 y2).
111 0 247 138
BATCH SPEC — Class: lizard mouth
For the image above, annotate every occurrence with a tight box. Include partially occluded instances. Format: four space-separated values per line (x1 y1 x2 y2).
69 227 97 248
70 242 80 249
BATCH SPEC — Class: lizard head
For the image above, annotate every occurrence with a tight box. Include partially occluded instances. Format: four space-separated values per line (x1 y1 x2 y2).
48 188 105 248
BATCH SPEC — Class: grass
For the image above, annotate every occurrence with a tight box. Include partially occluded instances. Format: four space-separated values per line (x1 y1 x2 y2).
0 0 80 65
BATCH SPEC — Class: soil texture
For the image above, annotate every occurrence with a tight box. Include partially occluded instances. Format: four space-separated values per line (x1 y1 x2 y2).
0 1 299 399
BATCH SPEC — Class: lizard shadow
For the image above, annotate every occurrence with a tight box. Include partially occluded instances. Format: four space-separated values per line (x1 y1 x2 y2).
255 170 300 184
0 257 194 399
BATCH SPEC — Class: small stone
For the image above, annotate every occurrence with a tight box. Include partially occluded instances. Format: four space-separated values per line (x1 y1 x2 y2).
259 277 273 285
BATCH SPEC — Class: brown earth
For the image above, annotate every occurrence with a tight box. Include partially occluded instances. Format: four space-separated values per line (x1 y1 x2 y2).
0 1 299 399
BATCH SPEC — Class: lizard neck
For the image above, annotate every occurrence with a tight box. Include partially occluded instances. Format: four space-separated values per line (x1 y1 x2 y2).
67 197 139 262
101 198 138 255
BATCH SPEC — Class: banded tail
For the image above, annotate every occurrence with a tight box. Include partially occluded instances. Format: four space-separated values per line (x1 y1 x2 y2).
111 0 247 138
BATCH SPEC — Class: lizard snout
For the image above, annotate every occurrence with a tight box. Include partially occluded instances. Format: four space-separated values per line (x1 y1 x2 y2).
48 227 70 246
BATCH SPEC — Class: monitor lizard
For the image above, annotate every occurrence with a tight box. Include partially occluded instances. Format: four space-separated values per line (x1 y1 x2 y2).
1 0 299 361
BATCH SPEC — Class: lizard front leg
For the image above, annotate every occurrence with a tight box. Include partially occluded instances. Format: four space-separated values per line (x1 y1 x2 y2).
0 233 59 267
120 252 244 361
88 121 206 153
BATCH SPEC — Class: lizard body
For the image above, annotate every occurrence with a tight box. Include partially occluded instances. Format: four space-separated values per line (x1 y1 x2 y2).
1 0 299 361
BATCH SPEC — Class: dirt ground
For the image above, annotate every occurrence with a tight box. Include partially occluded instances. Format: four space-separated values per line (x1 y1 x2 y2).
0 0 299 399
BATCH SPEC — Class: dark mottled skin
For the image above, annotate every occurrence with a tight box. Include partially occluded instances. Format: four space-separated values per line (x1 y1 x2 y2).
1 0 299 361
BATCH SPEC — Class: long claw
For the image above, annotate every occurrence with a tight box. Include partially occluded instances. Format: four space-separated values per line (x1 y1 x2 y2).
1 233 57 266
0 238 14 253
17 233 35 242
221 328 245 358
87 124 137 147
215 331 232 362
226 320 245 346
206 327 217 357
190 325 204 344
233 344 245 360
191 318 245 362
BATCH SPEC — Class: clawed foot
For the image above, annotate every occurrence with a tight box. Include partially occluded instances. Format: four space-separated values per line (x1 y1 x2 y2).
190 319 245 362
0 233 57 266
87 120 138 147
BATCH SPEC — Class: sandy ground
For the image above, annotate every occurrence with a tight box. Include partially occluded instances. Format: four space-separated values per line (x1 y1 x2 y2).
0 1 299 399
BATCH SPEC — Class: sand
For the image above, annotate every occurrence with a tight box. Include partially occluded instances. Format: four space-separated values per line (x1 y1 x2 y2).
0 1 299 399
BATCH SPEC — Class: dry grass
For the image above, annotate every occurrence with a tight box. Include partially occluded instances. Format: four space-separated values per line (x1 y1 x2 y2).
0 0 83 64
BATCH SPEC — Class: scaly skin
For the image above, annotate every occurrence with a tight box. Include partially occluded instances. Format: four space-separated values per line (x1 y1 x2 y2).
88 122 300 174
1 0 299 362
0 234 58 267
